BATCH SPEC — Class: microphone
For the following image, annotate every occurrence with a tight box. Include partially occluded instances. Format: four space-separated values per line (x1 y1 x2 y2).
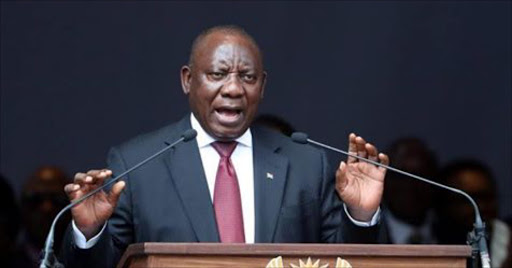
291 132 491 268
40 129 197 268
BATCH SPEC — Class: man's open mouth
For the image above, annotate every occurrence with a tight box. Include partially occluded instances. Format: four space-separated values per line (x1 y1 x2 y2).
214 107 243 125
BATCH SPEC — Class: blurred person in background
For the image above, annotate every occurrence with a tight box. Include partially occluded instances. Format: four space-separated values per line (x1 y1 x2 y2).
0 173 27 267
382 137 439 244
434 159 510 267
18 166 70 268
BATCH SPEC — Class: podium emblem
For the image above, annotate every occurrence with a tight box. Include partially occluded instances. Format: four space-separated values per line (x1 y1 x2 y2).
266 256 352 268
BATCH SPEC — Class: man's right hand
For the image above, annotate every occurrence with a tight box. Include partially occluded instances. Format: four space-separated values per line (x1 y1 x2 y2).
64 169 126 240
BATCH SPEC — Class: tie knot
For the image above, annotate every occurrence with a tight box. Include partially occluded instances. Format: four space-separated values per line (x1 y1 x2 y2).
211 141 238 158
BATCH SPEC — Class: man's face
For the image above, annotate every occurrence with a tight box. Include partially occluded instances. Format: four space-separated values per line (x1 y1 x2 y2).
181 33 266 140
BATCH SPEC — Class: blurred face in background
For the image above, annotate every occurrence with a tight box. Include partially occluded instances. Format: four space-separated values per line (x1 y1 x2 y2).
21 167 69 247
440 169 497 229
383 139 438 225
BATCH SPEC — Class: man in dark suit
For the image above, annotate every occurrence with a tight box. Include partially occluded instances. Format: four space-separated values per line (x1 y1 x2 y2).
61 25 390 267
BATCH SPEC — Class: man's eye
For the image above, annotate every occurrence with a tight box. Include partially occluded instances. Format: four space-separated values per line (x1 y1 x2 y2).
210 72 225 79
242 74 256 82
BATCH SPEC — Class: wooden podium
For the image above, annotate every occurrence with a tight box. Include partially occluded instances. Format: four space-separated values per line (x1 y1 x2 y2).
117 243 471 268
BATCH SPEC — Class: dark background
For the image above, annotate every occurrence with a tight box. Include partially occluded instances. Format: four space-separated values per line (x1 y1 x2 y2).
1 1 511 217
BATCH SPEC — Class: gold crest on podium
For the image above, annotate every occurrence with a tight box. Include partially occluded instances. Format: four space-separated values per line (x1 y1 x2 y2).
265 256 352 268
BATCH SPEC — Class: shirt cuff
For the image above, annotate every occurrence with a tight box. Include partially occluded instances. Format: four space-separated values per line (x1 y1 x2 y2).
343 204 381 227
72 220 107 249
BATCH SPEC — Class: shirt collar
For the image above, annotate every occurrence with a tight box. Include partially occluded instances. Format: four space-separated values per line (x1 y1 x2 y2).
190 113 252 148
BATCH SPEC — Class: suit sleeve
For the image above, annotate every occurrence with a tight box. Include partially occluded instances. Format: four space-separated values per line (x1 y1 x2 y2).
60 147 134 268
318 151 384 244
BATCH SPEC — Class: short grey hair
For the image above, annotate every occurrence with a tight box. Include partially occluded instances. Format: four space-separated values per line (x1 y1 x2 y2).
188 25 262 67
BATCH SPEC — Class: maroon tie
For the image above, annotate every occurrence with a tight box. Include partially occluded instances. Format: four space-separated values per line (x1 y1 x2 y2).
211 141 245 243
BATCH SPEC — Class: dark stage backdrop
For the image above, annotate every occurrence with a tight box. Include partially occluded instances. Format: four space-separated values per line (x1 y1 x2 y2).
1 2 511 217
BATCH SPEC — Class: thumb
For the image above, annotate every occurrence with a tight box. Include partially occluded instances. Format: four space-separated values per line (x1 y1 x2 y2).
107 180 126 205
336 161 348 192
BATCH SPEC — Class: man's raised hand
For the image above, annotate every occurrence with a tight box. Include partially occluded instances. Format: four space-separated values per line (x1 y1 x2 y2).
64 169 125 239
335 133 389 222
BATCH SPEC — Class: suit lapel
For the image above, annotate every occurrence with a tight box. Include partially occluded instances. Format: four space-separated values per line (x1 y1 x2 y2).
253 128 289 243
163 117 219 242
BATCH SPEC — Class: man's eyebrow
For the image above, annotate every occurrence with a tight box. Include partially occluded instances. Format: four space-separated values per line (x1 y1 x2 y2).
217 59 228 64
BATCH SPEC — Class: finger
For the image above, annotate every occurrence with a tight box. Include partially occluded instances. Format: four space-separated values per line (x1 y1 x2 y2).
64 183 86 201
64 183 81 197
378 153 390 171
73 172 92 185
366 143 379 162
347 133 357 163
86 169 112 185
355 136 367 158
86 169 112 177
107 181 126 205
86 169 112 178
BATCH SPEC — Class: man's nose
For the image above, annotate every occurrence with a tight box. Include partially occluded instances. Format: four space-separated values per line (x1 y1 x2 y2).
220 73 244 97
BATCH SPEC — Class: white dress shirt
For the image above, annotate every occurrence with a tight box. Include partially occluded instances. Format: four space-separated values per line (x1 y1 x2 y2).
73 113 379 248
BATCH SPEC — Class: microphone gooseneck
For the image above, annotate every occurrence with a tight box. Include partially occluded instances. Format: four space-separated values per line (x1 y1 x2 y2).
291 131 491 268
40 129 197 268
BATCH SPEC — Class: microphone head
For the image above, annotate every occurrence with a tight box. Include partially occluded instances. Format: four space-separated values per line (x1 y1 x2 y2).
291 132 309 144
182 129 198 142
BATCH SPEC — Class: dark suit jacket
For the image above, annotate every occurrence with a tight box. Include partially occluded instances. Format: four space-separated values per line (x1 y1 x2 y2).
61 115 382 267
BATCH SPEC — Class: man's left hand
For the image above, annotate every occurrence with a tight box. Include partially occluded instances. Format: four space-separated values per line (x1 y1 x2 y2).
335 133 389 222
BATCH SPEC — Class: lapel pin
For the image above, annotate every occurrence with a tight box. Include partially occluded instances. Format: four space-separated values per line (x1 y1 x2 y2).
266 172 274 180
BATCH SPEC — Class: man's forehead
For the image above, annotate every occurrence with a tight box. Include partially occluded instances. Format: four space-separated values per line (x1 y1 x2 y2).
192 32 262 65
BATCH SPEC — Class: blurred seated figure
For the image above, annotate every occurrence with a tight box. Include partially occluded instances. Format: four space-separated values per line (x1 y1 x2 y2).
434 159 510 267
19 166 70 268
382 137 439 244
253 114 296 136
0 173 26 267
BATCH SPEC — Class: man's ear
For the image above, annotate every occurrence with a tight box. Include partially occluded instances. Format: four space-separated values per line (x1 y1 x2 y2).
180 65 192 95
260 71 267 99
